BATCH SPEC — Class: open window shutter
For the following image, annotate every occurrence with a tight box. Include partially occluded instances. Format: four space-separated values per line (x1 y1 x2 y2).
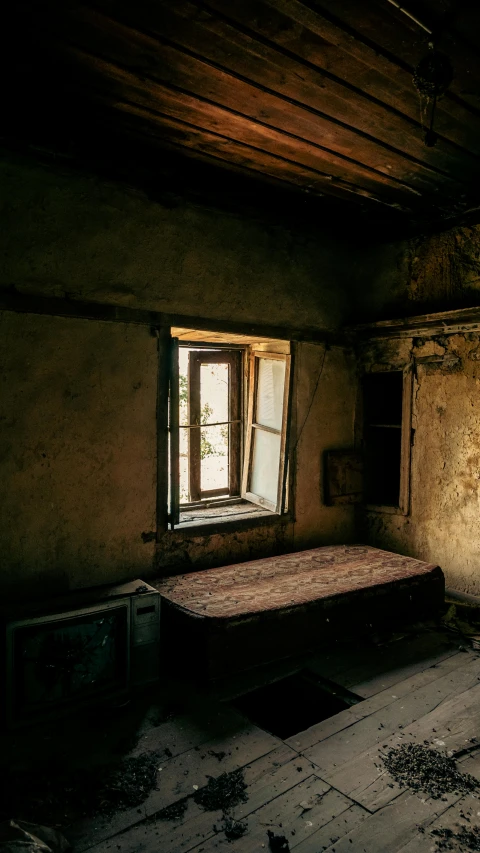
242 352 291 513
156 327 171 534
169 337 180 528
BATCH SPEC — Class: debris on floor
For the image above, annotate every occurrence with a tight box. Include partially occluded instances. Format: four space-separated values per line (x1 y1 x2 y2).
431 824 480 851
4 751 162 826
208 750 228 762
193 769 248 811
267 829 291 851
157 799 188 822
382 743 479 798
0 820 70 853
96 751 162 812
222 814 248 840
442 602 480 649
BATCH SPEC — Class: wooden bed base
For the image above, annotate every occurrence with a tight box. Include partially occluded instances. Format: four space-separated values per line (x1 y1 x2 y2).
155 545 445 680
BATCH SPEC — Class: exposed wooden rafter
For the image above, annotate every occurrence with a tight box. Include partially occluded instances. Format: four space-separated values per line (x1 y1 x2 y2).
3 0 480 224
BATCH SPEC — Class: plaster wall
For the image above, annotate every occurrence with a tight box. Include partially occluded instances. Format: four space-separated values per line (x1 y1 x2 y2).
0 154 353 333
0 311 158 598
360 333 480 595
0 155 357 599
0 311 356 596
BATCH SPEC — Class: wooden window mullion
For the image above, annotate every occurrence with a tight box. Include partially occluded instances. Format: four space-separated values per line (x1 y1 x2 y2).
276 354 291 512
169 337 180 528
229 351 242 497
188 354 202 503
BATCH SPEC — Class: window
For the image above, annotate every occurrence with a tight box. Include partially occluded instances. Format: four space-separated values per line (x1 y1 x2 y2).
180 347 242 504
242 351 291 513
168 334 291 528
363 370 412 513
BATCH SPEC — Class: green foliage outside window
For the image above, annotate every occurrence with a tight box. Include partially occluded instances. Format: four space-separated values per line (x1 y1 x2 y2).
179 374 226 460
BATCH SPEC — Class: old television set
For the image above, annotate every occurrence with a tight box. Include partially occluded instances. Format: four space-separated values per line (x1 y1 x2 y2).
4 580 160 727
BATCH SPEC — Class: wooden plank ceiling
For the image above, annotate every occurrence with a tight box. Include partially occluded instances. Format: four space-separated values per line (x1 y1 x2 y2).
6 0 480 225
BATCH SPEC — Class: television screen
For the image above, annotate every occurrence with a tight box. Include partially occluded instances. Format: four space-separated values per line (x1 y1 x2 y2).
8 602 130 724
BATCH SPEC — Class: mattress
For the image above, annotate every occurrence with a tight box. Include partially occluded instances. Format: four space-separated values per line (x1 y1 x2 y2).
156 545 444 679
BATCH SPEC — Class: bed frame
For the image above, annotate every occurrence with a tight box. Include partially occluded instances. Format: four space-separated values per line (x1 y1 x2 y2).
155 545 444 681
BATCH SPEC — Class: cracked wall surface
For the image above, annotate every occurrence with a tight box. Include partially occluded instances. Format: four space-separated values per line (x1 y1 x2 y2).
350 224 480 322
360 332 480 595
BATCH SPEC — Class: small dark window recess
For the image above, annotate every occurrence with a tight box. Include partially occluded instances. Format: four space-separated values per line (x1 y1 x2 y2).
233 670 363 740
363 371 412 512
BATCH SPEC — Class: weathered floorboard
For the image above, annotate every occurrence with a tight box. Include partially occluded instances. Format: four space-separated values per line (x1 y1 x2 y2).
86 748 316 853
304 652 480 777
322 675 480 812
321 789 461 853
288 649 472 753
187 777 353 853
70 724 280 851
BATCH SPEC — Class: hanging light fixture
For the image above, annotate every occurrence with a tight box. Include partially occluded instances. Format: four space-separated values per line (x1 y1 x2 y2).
413 47 454 147
384 1 454 148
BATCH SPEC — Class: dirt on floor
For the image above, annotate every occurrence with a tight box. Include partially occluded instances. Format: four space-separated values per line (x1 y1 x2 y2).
193 768 248 812
3 749 164 826
382 743 479 799
431 825 480 851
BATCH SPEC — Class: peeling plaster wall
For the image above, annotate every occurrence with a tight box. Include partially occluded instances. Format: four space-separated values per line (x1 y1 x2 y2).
349 223 480 322
0 155 357 599
360 333 480 595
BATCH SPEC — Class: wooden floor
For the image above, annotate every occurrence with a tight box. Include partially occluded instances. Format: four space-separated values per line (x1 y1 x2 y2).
20 627 480 853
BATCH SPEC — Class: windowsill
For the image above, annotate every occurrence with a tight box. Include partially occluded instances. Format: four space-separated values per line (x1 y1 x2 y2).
169 500 292 535
364 504 407 516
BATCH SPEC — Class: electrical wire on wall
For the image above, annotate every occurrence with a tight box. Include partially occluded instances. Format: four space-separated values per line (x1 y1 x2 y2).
291 344 328 549
293 344 328 454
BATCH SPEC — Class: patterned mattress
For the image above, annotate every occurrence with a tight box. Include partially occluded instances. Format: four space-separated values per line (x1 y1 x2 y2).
156 546 444 679
156 545 443 621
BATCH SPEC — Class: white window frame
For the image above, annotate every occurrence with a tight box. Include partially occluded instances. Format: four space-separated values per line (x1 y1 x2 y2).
241 350 291 514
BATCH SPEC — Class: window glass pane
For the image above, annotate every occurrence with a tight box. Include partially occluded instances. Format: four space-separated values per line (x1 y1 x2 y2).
250 429 281 505
200 363 229 424
255 358 285 430
200 425 229 492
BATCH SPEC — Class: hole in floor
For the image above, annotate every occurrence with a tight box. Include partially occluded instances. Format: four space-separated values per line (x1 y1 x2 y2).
233 670 364 739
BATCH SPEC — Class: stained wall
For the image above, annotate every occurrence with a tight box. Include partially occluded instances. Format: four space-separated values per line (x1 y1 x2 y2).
0 312 158 598
349 211 480 594
0 154 353 332
349 223 480 322
360 332 480 595
0 154 357 599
